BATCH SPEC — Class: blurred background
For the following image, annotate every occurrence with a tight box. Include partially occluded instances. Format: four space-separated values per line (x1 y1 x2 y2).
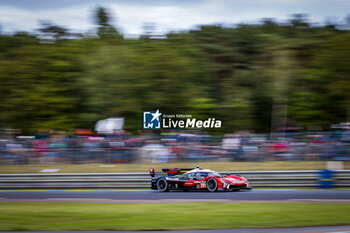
1 2 350 232
0 0 349 166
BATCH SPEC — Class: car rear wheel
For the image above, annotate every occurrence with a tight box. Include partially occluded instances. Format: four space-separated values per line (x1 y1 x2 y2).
157 178 169 192
206 178 217 192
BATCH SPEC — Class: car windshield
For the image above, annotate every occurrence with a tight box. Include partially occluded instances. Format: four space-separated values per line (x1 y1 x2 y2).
198 171 221 178
208 172 221 177
181 171 222 179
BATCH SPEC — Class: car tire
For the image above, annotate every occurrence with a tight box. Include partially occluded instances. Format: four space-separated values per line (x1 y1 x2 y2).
206 178 218 192
157 178 169 192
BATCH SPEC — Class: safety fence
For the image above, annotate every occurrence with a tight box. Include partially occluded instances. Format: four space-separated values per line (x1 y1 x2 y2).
0 170 349 189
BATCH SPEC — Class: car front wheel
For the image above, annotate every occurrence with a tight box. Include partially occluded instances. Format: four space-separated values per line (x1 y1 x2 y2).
206 178 218 192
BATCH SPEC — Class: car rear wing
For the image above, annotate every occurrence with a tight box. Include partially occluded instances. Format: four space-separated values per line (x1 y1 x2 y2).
162 168 194 176
149 168 194 177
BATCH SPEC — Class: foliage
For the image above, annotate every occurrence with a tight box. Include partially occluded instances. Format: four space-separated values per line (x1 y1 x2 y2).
0 9 349 133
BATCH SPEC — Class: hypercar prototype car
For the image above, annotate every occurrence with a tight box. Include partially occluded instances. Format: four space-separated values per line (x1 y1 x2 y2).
150 167 252 192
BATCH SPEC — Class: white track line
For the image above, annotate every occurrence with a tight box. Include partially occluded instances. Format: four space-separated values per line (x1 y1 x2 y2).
288 199 350 202
47 198 112 200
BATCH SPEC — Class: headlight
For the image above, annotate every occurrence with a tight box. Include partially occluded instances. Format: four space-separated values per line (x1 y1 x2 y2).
220 179 227 187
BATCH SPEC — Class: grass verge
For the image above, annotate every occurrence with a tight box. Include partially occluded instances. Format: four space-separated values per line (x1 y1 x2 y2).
2 161 348 173
0 202 349 230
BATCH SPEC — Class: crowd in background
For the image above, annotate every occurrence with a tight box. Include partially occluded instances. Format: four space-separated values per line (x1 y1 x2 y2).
1 127 349 165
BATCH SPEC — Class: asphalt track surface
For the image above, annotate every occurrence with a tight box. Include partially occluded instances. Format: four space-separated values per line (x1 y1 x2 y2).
1 189 350 203
0 226 350 233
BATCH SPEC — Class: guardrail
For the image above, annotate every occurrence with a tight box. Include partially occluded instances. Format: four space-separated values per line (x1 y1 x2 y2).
0 170 349 189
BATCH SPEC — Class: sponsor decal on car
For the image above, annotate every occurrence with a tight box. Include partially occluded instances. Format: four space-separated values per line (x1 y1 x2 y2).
166 177 179 181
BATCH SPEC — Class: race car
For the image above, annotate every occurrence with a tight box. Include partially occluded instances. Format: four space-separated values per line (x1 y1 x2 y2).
149 167 252 192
